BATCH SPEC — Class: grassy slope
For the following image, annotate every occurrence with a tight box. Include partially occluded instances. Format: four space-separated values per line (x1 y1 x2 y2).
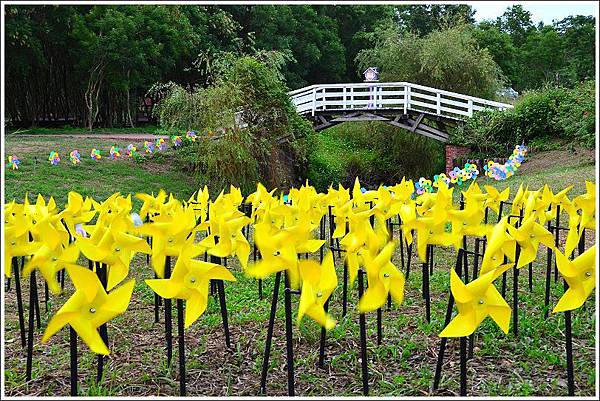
2 138 596 396
4 136 198 208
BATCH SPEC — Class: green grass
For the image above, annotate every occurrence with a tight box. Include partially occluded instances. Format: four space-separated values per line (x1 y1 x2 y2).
2 137 596 396
4 136 199 207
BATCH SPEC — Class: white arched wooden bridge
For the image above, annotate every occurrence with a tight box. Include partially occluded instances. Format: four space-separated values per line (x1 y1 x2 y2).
288 82 513 142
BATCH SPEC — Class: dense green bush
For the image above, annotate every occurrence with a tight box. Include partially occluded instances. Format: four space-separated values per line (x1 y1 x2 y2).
158 56 313 194
173 130 259 195
308 122 445 191
452 80 595 155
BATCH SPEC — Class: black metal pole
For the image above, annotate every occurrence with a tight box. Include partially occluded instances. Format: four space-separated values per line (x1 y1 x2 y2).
554 205 561 282
358 269 369 395
177 299 186 396
13 257 26 348
97 263 108 383
342 259 348 317
25 271 37 382
283 271 295 396
259 271 281 395
216 278 232 348
501 257 508 298
528 262 533 292
377 307 383 345
513 246 521 337
318 299 330 369
33 272 41 329
422 245 431 324
70 327 78 396
164 256 173 367
433 249 464 391
544 217 553 319
154 272 160 323
406 240 413 279
564 308 575 396
44 281 49 313
460 336 467 396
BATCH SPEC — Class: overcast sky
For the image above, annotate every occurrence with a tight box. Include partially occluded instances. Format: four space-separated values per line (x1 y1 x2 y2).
467 1 598 24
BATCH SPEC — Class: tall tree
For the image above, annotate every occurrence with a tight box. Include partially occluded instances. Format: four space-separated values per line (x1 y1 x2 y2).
226 5 346 89
396 4 475 36
495 5 534 47
318 5 395 81
473 21 518 88
555 15 596 83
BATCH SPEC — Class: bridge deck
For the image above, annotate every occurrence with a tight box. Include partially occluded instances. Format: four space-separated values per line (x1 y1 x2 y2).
288 82 513 142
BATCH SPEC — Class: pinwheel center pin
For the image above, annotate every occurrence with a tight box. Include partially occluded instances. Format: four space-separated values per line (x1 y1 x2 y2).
317 291 322 297
273 251 280 256
584 271 592 278
11 241 16 245
115 247 121 252
52 257 58 261
89 307 96 313
383 273 390 278
478 299 484 305
184 273 201 289
168 237 174 243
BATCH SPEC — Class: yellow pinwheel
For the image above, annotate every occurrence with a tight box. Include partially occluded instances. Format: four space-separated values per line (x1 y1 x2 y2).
246 221 299 285
59 191 97 236
22 242 80 294
297 251 338 330
507 213 554 268
574 181 596 231
359 241 405 313
440 264 512 337
77 213 151 289
136 204 198 278
42 265 135 355
146 255 236 328
483 185 510 215
4 202 38 278
553 245 596 313
480 216 516 275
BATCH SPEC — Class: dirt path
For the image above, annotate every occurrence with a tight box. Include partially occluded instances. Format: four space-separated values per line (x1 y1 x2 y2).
7 133 169 140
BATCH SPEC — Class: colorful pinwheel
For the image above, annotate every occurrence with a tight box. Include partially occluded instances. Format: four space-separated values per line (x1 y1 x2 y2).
125 144 137 157
90 148 101 161
144 140 155 154
109 145 121 160
156 138 167 151
49 151 61 165
172 135 183 148
185 131 197 142
69 150 82 165
7 155 20 170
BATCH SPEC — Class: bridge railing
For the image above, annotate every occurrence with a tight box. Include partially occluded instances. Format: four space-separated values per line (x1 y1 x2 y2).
288 82 513 120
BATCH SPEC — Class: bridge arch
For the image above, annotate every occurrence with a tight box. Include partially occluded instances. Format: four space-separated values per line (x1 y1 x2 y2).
288 82 513 142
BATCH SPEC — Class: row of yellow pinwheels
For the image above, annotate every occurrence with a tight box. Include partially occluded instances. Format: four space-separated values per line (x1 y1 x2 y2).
4 178 596 356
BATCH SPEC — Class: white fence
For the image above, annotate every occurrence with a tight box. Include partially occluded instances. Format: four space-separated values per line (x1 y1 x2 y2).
288 82 513 121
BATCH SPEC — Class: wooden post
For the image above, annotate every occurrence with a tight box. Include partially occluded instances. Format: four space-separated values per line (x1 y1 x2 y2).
467 99 473 117
436 92 441 115
311 88 316 116
343 87 347 109
404 85 410 114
